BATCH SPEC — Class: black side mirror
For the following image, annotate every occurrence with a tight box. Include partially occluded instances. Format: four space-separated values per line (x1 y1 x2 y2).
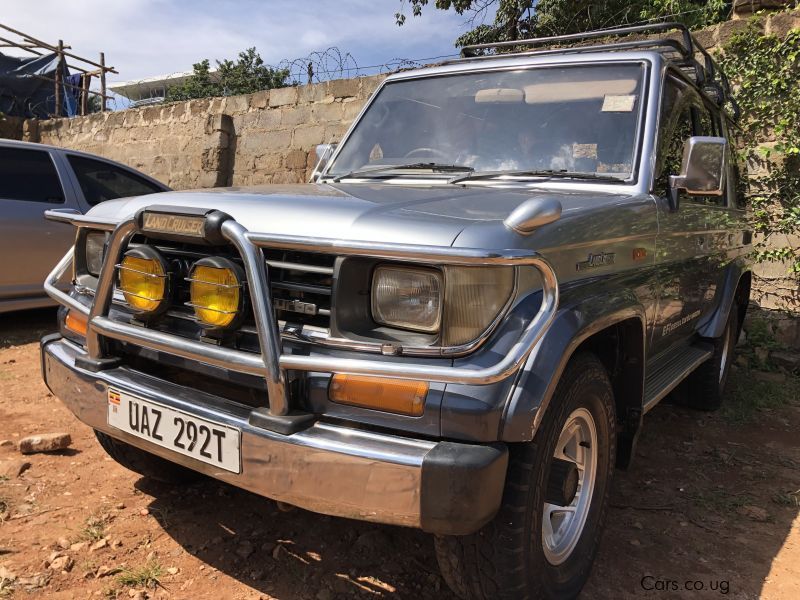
668 136 727 211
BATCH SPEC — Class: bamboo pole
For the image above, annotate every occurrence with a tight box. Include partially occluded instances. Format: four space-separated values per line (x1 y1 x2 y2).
0 23 117 73
80 74 89 116
54 39 63 117
100 52 107 112
0 36 42 55
0 37 89 73
0 22 116 114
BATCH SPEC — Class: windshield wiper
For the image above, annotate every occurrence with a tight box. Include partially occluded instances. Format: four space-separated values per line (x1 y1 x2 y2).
448 169 625 184
330 162 474 182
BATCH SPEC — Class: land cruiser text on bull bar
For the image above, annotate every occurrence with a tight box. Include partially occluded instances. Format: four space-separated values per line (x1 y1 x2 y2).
40 23 752 600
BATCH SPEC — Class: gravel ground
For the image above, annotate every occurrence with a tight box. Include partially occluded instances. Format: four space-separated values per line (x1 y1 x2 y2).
1 308 798 600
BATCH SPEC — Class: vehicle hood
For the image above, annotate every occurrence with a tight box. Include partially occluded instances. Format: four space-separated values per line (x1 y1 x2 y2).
86 182 638 247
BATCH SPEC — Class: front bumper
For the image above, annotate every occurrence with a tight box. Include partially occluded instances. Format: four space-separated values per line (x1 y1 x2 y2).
41 336 508 535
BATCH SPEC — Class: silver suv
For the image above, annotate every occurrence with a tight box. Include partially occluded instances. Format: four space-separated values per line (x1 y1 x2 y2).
40 23 751 599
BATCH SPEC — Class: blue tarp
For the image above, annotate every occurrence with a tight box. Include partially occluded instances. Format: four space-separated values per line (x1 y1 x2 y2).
0 51 76 118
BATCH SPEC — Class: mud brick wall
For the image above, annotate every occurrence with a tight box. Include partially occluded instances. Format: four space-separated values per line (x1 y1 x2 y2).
18 75 384 190
227 77 381 185
0 115 23 140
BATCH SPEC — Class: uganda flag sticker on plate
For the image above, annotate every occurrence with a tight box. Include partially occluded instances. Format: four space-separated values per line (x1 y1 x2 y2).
108 388 121 406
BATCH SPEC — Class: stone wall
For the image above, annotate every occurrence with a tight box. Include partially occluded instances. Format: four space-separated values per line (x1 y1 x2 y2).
0 115 23 141
20 75 384 190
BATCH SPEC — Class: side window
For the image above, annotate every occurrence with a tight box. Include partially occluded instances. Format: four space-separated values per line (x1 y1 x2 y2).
655 76 724 205
0 147 64 203
67 155 162 206
689 100 725 206
654 78 692 197
692 102 716 137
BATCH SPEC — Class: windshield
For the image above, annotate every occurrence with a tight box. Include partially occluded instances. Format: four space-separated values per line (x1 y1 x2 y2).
325 63 646 181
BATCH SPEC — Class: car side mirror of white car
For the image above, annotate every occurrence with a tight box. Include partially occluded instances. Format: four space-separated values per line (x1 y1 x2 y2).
668 136 727 211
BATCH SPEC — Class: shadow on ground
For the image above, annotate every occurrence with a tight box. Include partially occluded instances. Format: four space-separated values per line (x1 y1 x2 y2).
134 368 800 599
141 478 449 599
0 307 58 349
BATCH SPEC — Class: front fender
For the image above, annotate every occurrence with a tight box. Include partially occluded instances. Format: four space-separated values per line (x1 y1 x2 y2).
500 287 647 441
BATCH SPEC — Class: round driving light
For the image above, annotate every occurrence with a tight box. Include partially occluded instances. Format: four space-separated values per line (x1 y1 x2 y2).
118 246 170 316
188 257 244 329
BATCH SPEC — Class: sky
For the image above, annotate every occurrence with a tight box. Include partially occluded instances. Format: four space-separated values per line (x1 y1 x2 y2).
2 0 478 106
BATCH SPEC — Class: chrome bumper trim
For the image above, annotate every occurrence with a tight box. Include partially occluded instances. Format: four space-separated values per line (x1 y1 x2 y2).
41 337 506 533
43 211 558 416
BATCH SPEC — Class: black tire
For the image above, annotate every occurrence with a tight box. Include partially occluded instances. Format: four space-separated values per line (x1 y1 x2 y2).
95 430 201 484
434 352 616 600
686 303 738 411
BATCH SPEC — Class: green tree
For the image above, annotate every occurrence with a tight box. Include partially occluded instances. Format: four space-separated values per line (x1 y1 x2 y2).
718 24 800 278
396 0 731 46
166 48 291 102
88 93 103 113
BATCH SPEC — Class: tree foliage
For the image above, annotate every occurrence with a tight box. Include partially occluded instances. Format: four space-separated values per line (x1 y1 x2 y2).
718 23 800 276
396 0 731 46
88 94 103 114
166 48 290 102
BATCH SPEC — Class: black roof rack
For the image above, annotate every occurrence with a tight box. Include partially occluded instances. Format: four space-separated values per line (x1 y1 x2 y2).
456 22 740 119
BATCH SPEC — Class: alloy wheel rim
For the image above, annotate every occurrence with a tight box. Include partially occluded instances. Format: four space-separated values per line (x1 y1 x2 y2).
542 407 598 566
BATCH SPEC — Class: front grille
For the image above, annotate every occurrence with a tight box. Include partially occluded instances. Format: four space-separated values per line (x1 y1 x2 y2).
263 248 334 330
114 237 335 346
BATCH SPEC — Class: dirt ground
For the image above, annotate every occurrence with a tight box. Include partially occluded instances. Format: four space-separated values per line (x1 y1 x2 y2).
1 309 799 600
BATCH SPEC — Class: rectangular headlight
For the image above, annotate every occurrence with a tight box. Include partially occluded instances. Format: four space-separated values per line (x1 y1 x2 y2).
84 231 108 277
371 265 442 333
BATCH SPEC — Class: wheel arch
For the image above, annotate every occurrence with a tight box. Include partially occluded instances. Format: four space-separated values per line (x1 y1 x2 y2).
500 293 647 467
697 260 752 340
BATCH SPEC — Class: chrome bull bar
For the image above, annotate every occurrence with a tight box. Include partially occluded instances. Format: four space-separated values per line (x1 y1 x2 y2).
43 211 559 417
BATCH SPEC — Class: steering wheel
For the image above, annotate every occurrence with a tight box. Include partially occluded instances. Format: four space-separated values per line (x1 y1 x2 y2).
404 147 449 159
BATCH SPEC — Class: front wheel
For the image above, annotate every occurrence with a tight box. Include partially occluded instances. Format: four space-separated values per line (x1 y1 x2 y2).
435 352 616 600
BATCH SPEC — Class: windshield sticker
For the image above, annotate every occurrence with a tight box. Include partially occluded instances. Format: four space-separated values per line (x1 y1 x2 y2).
573 143 598 159
602 94 637 112
369 144 383 161
597 162 630 173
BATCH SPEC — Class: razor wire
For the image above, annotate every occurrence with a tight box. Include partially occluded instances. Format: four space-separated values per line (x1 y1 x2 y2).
107 47 459 108
276 47 450 84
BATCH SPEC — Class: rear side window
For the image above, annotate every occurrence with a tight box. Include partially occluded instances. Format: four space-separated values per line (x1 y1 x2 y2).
654 79 692 196
0 147 64 203
67 155 162 206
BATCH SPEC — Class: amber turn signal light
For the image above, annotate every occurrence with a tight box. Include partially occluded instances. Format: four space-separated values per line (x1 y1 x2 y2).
65 311 88 337
329 375 428 416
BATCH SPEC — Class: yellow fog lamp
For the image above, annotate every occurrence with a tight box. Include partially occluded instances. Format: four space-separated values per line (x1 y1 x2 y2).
187 257 245 329
117 246 171 316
